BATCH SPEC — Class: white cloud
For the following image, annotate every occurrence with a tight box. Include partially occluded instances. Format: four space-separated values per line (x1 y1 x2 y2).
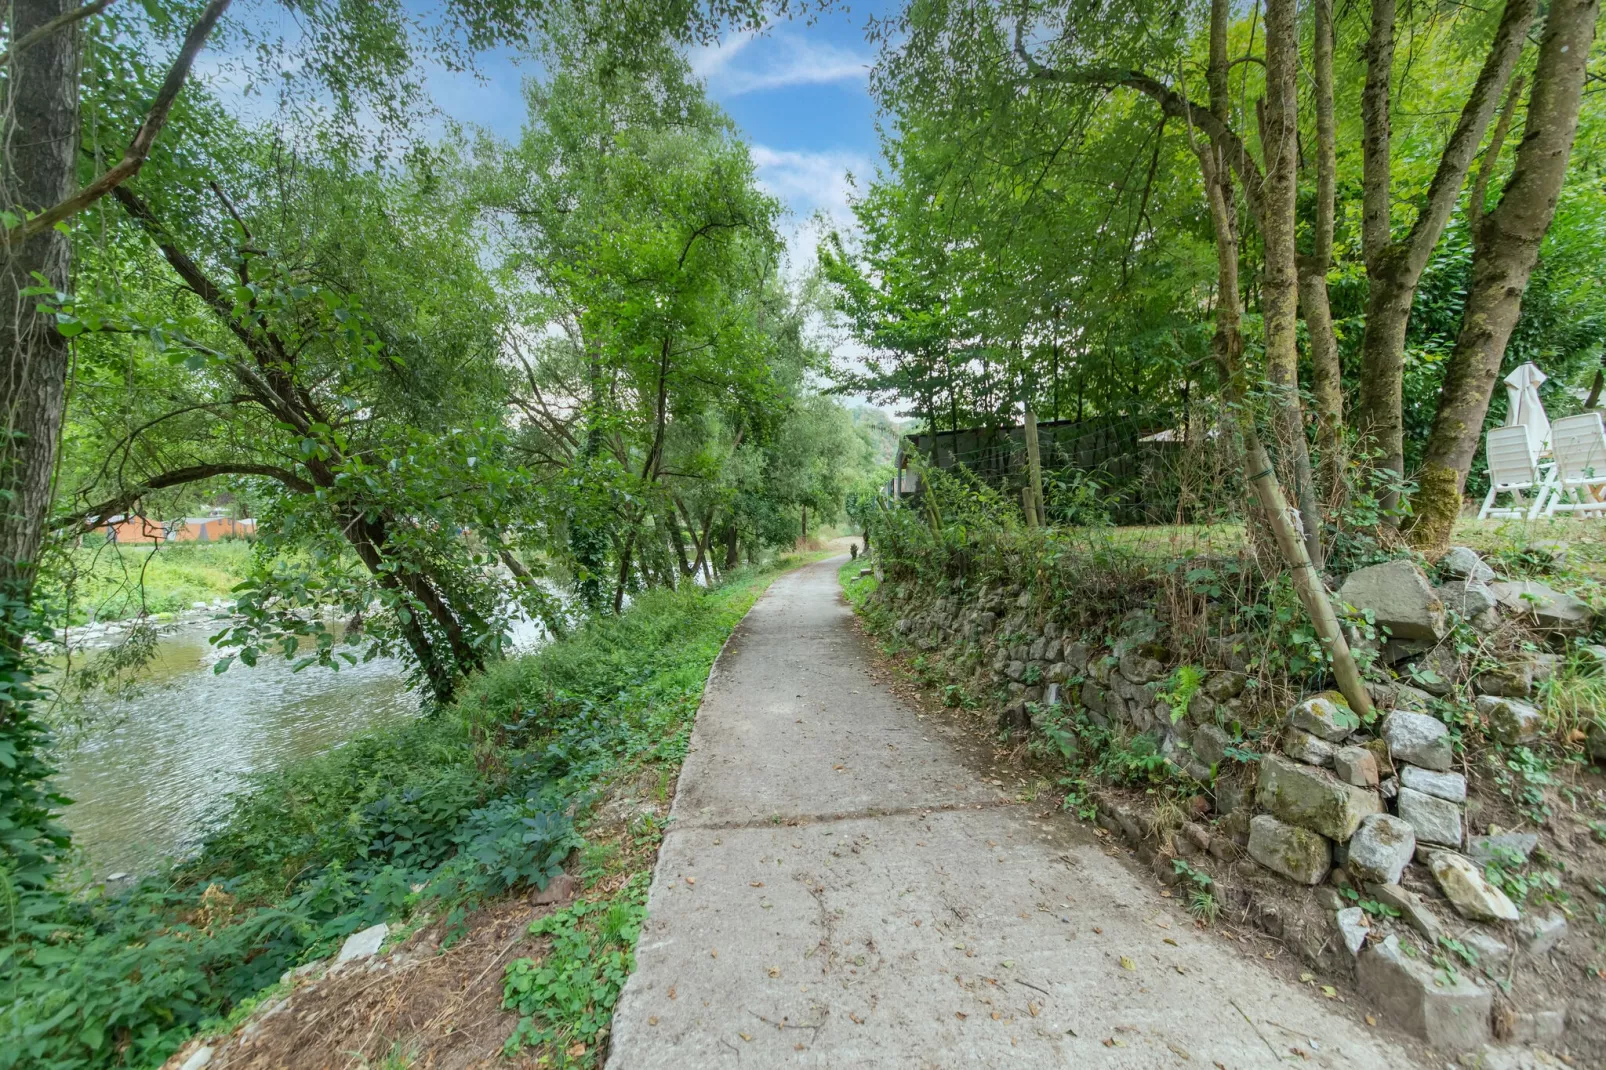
750 144 871 222
690 30 870 96
748 144 874 281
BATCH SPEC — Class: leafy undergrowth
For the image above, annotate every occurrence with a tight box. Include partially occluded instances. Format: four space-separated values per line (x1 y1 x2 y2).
2 556 809 1070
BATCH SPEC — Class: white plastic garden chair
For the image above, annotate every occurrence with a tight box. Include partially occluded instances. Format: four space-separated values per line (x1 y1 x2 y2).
1542 411 1606 518
1479 425 1553 520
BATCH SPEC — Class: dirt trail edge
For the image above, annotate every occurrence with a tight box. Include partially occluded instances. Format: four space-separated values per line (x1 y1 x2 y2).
607 558 1419 1068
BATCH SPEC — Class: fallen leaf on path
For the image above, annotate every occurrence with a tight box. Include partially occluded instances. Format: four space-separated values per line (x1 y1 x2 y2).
1028 1003 1040 1017
738 1032 752 1042
1163 938 1179 947
991 1011 1001 1020
1160 890 1172 898
849 1013 864 1024
1298 972 1314 984
955 1011 968 1020
794 1044 806 1052
567 1043 587 1057
648 1017 659 1026
750 881 764 887
1320 985 1337 999
1364 1015 1376 1026
1168 1043 1191 1060
1119 957 1135 971
710 949 718 959
1092 927 1102 934
668 986 677 1000
768 967 780 978
684 877 696 886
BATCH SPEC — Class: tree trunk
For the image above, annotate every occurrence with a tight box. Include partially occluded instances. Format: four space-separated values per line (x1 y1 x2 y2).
1410 0 1598 552
1300 0 1344 505
1261 0 1323 569
722 518 739 572
1353 0 1535 515
0 0 81 637
1194 0 1373 719
0 0 82 882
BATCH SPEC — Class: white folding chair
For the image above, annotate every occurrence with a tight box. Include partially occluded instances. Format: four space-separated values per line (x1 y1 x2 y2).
1480 425 1552 520
1543 412 1606 517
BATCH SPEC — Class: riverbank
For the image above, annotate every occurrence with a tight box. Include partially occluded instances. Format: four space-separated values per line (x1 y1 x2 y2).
4 554 820 1070
48 540 254 625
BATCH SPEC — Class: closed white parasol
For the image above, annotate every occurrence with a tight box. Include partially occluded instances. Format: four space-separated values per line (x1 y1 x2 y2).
1504 362 1551 454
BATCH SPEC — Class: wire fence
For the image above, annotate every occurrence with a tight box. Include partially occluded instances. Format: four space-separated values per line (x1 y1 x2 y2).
890 405 1247 526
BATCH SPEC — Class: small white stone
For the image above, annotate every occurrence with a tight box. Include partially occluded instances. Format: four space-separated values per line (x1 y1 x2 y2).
336 922 389 965
179 1047 215 1070
1335 906 1369 955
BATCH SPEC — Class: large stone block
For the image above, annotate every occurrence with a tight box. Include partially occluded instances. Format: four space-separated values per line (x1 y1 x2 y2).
1489 579 1595 635
1356 935 1491 1051
1475 694 1544 744
1247 814 1331 885
1397 787 1463 848
1338 559 1446 641
1346 813 1415 885
1398 766 1466 803
1381 711 1453 771
1441 546 1495 583
1255 753 1383 842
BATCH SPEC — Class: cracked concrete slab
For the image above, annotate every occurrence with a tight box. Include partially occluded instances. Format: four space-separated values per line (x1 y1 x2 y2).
607 558 1422 1068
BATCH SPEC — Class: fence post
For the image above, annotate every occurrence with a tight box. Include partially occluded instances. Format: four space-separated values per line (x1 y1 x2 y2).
1024 407 1045 526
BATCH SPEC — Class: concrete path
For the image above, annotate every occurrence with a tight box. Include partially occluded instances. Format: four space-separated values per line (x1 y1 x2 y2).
608 558 1419 1068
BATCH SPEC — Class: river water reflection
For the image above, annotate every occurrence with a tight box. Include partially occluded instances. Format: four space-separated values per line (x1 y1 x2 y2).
55 622 420 880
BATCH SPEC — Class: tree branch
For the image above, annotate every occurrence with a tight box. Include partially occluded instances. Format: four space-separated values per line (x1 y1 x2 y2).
59 463 312 531
4 0 231 245
0 0 117 68
1397 0 1535 274
1011 20 1266 225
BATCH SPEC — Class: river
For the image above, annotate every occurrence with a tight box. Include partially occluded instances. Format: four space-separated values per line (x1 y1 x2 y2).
53 620 422 881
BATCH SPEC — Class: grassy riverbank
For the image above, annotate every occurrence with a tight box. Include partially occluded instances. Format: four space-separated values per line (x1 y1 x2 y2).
3 555 811 1070
49 540 255 624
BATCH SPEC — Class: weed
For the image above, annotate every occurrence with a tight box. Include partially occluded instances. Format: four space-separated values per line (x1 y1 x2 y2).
1492 746 1557 825
1339 885 1402 919
1157 664 1205 725
502 875 649 1065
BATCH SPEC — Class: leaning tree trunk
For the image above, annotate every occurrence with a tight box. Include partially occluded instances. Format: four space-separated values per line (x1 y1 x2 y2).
1410 0 1599 552
1193 0 1374 719
0 0 82 883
